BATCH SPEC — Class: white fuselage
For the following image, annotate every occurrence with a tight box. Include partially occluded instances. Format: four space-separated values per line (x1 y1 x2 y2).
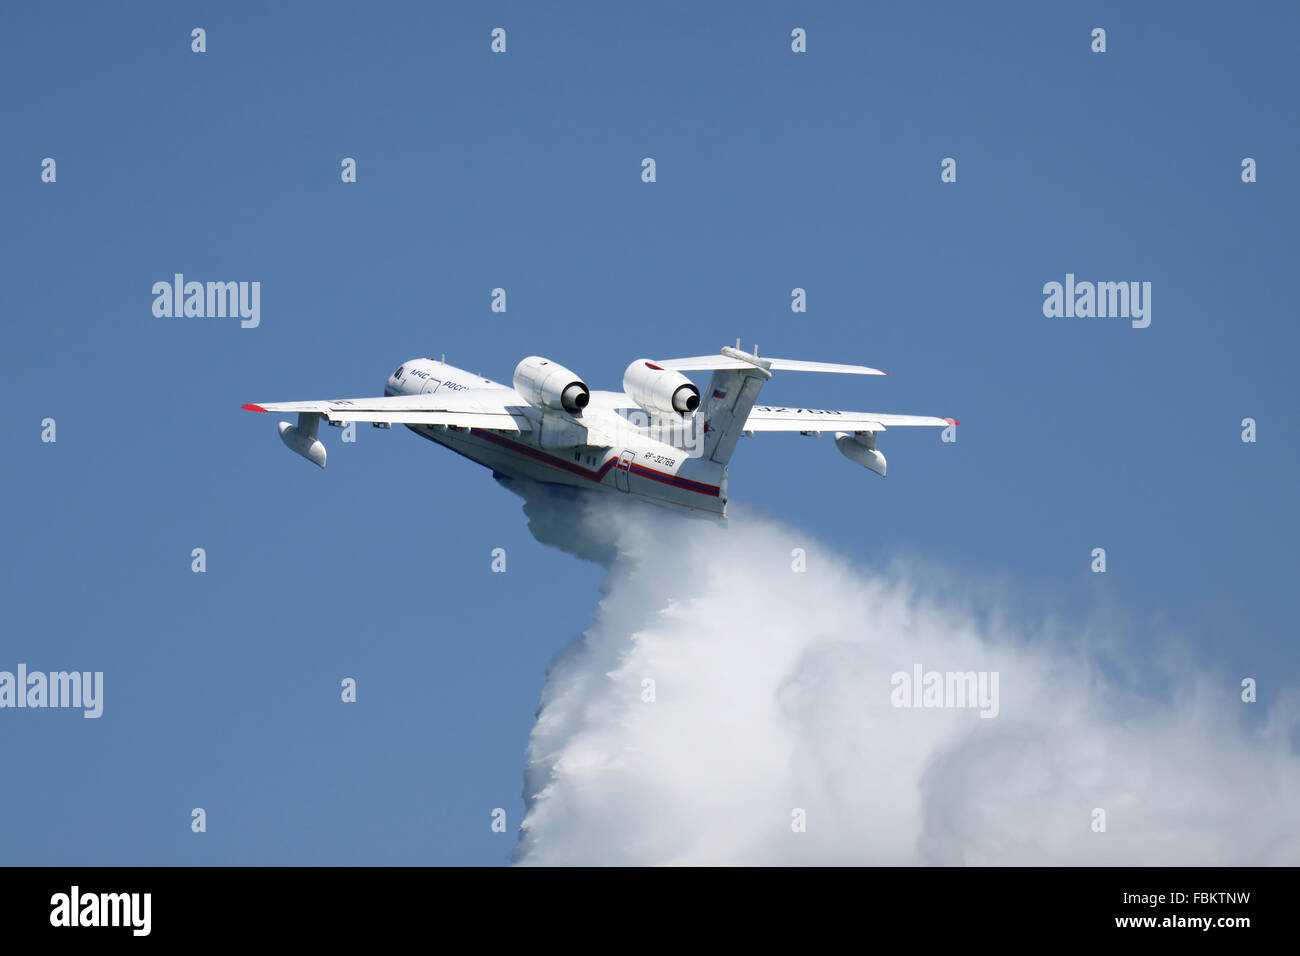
385 359 729 516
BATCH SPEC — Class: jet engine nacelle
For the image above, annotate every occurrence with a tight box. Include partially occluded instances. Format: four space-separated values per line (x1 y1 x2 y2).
623 360 700 416
834 430 885 477
513 356 589 414
279 413 327 468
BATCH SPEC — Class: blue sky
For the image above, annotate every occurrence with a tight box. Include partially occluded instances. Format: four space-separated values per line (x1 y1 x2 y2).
2 1 1296 864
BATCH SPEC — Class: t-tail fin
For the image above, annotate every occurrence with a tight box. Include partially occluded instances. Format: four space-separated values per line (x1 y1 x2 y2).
696 347 772 465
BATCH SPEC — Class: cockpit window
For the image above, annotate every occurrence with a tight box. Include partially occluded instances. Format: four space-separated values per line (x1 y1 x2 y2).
393 366 405 378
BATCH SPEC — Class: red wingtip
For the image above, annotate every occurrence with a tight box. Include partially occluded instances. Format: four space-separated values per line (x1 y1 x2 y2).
242 403 268 413
945 418 961 426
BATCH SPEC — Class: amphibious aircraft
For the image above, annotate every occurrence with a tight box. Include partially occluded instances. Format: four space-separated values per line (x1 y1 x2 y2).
242 343 958 516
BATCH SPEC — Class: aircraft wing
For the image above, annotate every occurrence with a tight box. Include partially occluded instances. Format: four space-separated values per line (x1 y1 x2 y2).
241 392 534 431
744 405 958 432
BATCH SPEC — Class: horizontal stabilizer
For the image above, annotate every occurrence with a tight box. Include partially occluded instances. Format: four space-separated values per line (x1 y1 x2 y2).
745 406 958 432
656 347 885 377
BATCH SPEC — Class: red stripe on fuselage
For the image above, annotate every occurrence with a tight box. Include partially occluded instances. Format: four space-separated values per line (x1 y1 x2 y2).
627 463 720 496
469 428 618 482
466 428 717 495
